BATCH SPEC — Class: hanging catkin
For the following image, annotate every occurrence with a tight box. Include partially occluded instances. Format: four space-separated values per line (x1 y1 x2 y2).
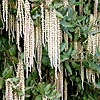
44 0 61 78
16 0 24 51
59 67 63 100
36 23 42 80
41 3 45 46
64 78 67 100
98 13 100 51
29 19 35 72
49 8 59 78
16 59 25 100
24 0 30 78
44 8 50 43
2 0 8 31
92 71 96 87
64 33 68 51
87 14 94 54
49 8 54 68
13 91 18 100
57 19 61 72
24 0 35 78
5 79 13 100
80 47 84 90
94 0 98 21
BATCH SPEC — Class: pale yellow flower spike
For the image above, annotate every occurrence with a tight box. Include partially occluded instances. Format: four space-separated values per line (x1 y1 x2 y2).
41 3 45 46
2 0 8 31
45 8 50 42
29 19 35 72
16 59 25 100
5 79 13 100
16 0 24 51
37 24 42 80
92 72 96 87
81 47 84 90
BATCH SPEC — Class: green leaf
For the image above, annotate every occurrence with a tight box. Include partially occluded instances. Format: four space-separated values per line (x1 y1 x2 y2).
56 11 64 19
66 46 73 57
20 52 24 60
2 67 9 76
84 4 90 15
60 46 73 62
89 62 100 73
42 56 50 66
11 56 18 64
68 6 77 20
88 94 95 100
17 90 24 96
32 14 40 20
96 82 100 89
31 7 39 14
70 76 76 81
60 42 66 52
74 33 79 41
71 62 80 70
25 86 34 91
56 93 62 98
60 54 69 62
0 79 4 90
65 62 72 75
8 45 16 56
45 84 51 92
2 37 9 48
35 95 42 100
74 1 84 6
96 46 100 57
60 21 74 28
71 49 77 57
12 77 19 83
82 61 89 68
2 68 13 79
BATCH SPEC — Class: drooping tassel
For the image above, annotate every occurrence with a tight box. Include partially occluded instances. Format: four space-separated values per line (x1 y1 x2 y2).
36 23 42 80
80 47 84 90
64 78 67 100
16 0 24 51
57 19 61 72
59 66 63 100
48 8 54 68
24 0 32 78
87 34 92 54
5 79 13 100
16 59 25 100
92 35 96 56
92 71 96 87
88 69 92 83
2 0 8 31
94 0 98 21
64 33 68 51
45 8 50 43
46 7 61 78
41 3 45 46
29 19 35 72
13 91 18 100
79 0 83 15
86 68 89 82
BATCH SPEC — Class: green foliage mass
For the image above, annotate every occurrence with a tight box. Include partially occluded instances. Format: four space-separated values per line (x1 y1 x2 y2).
0 0 100 100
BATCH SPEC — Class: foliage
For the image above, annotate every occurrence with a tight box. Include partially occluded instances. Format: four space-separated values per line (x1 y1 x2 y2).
0 0 100 100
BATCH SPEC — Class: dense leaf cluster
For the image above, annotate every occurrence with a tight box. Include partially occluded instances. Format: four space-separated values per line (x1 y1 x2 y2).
0 0 100 100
